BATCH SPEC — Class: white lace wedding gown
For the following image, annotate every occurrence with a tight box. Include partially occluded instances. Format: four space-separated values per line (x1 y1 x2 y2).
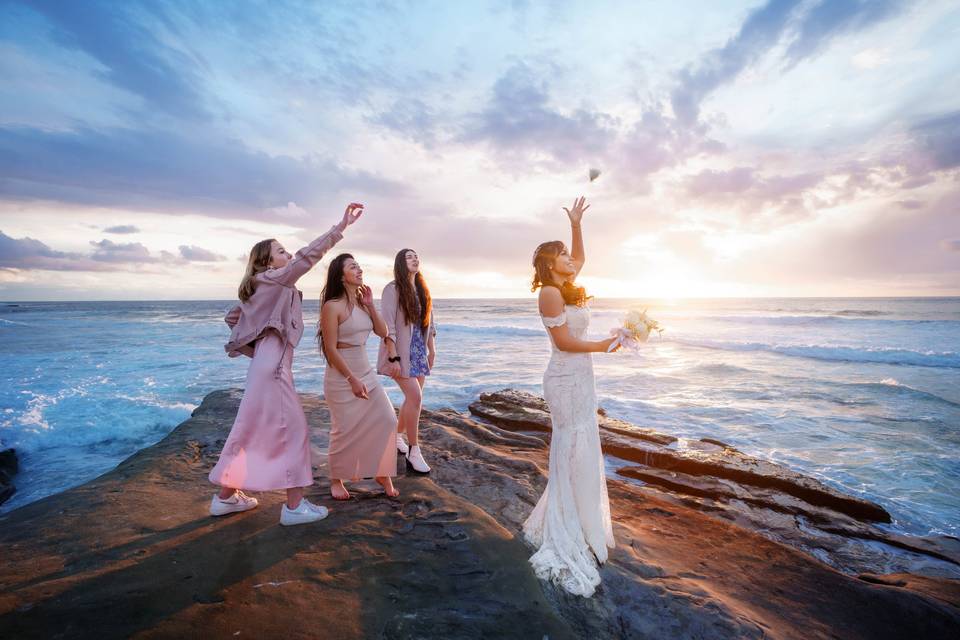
523 303 616 597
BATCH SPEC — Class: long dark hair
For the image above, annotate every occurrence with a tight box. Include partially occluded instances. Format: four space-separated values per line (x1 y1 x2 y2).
531 240 590 306
394 248 431 332
238 238 275 301
316 253 358 357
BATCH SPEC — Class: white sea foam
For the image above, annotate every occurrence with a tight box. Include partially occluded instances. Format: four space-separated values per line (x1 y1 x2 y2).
667 337 960 369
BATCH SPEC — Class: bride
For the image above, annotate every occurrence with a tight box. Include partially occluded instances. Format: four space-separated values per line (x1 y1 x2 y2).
524 196 618 598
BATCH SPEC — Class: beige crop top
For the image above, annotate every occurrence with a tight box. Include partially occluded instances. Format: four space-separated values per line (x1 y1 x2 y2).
337 304 373 347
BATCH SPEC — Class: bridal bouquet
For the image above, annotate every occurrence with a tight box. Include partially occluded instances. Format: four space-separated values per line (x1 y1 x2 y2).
607 309 663 352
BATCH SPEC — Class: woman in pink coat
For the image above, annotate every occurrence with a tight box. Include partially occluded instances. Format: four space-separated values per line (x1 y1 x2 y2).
208 203 364 526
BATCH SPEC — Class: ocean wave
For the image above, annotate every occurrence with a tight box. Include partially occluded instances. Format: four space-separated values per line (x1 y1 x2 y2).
703 314 954 327
834 309 890 317
669 337 960 368
438 323 544 337
850 379 960 409
687 362 755 376
115 394 197 412
766 307 891 317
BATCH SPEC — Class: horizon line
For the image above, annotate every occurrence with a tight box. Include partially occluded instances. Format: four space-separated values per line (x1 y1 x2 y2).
3 295 960 304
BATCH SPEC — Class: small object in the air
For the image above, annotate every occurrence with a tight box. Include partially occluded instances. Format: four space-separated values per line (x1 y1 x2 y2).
589 168 601 182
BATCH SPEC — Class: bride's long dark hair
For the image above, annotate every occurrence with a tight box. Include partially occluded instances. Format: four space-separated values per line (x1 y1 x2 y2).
531 241 590 306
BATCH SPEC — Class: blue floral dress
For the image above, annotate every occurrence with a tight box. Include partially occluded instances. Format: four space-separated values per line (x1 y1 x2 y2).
409 324 430 377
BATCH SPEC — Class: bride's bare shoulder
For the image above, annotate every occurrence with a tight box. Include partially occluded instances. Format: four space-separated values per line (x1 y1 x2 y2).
538 286 564 317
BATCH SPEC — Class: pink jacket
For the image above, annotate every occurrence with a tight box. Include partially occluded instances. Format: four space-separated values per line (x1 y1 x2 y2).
376 281 437 378
225 224 345 365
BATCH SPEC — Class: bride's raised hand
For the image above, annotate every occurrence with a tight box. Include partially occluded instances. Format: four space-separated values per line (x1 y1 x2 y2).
342 202 364 227
562 196 590 224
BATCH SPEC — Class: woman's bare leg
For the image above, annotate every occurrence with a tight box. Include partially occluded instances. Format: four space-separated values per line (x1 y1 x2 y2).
330 478 350 500
376 476 399 497
286 486 304 509
396 376 424 447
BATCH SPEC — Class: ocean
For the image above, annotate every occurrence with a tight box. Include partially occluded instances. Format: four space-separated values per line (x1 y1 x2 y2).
1 297 958 539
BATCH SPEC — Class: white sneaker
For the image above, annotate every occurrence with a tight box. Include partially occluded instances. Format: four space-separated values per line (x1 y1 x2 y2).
407 445 431 473
396 434 410 455
280 498 329 526
210 490 258 516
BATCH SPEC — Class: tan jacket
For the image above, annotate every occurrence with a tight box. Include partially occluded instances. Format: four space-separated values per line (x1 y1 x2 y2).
224 224 345 367
376 281 436 378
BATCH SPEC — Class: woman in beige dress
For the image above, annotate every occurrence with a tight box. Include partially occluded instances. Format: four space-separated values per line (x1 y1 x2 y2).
319 253 399 500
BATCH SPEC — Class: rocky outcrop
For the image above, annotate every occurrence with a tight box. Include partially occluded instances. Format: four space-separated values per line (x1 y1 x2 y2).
469 389 960 578
0 447 17 506
1 388 958 639
470 389 890 522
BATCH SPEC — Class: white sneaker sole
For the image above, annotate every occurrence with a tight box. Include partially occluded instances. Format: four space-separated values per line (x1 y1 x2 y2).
406 457 431 474
210 500 258 517
280 507 329 526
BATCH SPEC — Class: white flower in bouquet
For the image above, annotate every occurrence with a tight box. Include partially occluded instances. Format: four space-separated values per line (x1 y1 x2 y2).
608 309 663 352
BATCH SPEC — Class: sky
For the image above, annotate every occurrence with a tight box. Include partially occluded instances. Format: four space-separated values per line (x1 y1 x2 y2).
0 0 958 300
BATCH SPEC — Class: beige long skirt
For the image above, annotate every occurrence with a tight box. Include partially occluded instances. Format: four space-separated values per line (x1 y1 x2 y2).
324 346 398 480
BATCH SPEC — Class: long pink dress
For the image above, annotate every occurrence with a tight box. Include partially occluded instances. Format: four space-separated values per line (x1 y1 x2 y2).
209 331 313 490
325 305 398 480
209 225 344 491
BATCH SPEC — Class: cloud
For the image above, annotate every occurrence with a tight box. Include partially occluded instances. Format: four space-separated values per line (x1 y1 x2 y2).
782 0 903 68
0 230 109 271
370 98 439 146
718 189 960 286
20 0 209 119
0 231 226 271
896 199 924 210
671 0 801 126
178 245 225 262
683 166 823 221
686 167 757 196
103 224 140 234
0 125 404 220
265 202 309 219
459 62 616 166
616 110 722 191
910 110 960 172
89 238 154 263
671 0 905 126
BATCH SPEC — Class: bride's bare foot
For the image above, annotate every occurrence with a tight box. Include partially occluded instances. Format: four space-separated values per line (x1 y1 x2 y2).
330 479 350 500
375 476 399 498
